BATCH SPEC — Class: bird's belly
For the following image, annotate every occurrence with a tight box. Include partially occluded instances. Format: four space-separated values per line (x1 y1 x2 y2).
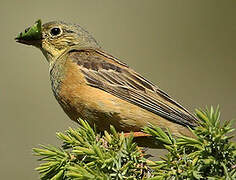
57 82 142 132
56 81 189 136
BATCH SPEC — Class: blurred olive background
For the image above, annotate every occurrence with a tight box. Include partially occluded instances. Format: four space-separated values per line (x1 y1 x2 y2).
1 0 235 179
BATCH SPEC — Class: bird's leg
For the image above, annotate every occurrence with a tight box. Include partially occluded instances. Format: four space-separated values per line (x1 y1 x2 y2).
123 131 151 138
122 132 151 157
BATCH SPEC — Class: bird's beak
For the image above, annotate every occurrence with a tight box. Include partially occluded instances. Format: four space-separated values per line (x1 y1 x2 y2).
15 19 42 47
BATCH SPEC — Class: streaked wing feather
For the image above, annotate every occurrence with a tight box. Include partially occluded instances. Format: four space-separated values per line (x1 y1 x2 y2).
69 48 197 128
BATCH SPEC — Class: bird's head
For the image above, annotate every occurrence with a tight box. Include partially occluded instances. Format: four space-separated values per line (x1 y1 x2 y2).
15 19 100 62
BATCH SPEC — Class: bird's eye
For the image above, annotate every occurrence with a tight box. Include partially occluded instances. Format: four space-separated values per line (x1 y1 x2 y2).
50 27 61 36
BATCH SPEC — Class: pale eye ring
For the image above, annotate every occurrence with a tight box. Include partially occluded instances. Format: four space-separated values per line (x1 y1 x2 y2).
50 27 61 36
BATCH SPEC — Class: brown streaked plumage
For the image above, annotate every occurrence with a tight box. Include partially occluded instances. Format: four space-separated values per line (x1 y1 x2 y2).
16 20 198 140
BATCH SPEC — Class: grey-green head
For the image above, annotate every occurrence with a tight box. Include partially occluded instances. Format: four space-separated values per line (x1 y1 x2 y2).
16 19 100 62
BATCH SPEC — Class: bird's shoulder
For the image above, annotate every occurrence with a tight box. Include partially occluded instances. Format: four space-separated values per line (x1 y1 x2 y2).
66 48 161 93
67 48 129 71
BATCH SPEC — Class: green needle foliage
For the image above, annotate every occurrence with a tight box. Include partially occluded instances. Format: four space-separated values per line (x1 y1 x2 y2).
144 106 236 179
33 120 147 180
33 106 236 179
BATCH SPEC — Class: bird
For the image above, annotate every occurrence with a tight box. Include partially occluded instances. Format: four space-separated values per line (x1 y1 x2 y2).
15 20 198 140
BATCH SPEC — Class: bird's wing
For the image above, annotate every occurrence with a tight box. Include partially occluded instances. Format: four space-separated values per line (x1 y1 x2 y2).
68 48 198 128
